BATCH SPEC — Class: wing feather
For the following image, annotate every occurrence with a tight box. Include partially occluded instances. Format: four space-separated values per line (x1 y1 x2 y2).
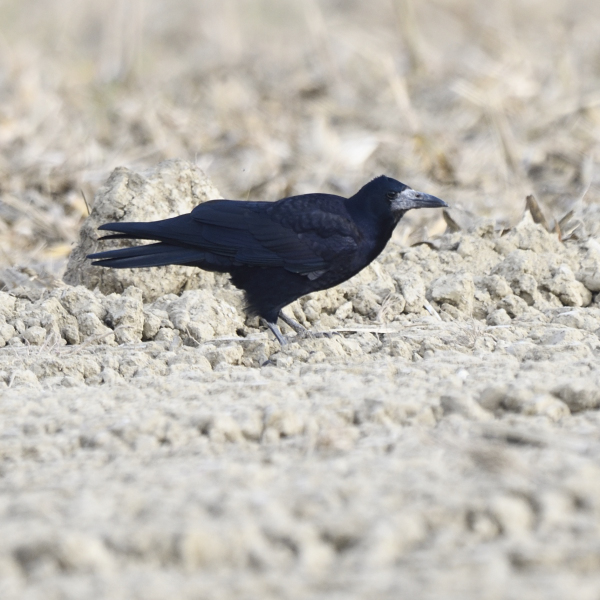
190 197 360 275
98 196 361 277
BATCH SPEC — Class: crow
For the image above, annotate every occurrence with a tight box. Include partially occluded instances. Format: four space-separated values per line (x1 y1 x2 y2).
89 176 447 344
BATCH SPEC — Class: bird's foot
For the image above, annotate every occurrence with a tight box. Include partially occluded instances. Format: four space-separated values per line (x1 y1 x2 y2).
278 312 318 340
311 330 340 339
263 313 341 346
278 312 340 341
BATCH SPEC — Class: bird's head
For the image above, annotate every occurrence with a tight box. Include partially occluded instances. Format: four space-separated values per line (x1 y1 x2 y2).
350 175 448 222
378 176 448 214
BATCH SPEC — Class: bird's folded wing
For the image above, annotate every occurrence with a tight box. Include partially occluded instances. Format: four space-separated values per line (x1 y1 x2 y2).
191 199 358 274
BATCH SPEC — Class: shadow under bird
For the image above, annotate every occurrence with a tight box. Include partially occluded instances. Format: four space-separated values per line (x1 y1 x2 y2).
89 176 448 344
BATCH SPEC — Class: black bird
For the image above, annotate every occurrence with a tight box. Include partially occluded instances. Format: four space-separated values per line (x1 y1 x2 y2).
89 176 447 344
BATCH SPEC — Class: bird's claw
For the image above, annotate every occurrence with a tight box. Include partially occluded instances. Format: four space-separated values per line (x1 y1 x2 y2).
310 330 341 340
289 328 341 342
277 312 343 342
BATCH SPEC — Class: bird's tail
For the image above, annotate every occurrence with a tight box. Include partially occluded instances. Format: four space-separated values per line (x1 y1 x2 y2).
88 216 220 270
89 242 209 269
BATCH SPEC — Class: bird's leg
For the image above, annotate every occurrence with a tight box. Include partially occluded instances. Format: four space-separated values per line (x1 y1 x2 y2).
278 311 309 336
261 318 287 346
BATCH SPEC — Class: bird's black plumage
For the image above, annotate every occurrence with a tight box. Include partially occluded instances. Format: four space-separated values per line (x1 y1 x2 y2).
89 176 447 343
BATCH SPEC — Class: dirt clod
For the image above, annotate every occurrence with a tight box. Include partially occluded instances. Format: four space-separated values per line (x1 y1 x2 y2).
64 160 223 301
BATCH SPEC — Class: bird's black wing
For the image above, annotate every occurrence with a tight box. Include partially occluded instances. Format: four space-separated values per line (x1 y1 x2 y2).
91 195 360 277
190 195 360 276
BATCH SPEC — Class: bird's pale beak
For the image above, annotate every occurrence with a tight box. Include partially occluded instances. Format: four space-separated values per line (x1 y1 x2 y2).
391 188 448 212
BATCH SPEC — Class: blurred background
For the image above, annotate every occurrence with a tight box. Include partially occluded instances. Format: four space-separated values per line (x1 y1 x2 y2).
0 0 599 274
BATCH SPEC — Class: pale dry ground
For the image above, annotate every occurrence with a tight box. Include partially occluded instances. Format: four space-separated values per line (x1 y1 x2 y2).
2 0 600 598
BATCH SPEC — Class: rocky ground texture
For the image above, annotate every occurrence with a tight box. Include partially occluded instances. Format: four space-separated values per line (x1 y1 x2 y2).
2 163 600 599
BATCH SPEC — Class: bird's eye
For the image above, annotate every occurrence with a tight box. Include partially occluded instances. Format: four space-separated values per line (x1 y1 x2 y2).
386 191 396 200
